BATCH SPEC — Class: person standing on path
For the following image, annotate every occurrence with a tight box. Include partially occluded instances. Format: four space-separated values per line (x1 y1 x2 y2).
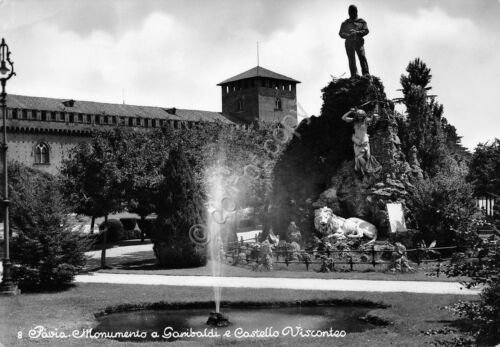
339 5 370 77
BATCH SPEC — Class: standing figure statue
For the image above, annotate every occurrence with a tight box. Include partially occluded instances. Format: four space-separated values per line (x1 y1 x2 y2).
339 5 370 77
342 105 381 175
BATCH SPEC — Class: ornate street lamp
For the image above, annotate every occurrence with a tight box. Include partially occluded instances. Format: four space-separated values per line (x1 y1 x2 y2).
0 38 18 295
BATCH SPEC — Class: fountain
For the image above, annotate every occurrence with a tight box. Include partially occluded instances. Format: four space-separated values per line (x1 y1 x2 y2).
203 151 234 327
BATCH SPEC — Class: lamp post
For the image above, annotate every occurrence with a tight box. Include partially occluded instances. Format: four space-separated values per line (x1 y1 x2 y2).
0 38 18 295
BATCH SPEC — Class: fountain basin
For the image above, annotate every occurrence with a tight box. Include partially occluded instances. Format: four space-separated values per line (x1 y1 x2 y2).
95 304 381 342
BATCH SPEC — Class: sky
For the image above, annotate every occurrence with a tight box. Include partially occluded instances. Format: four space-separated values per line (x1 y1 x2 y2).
1 0 499 150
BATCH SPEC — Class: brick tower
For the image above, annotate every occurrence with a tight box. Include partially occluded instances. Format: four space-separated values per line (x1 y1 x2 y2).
218 66 300 124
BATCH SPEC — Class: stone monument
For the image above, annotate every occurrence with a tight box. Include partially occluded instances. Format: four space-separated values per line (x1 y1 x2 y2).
271 76 415 241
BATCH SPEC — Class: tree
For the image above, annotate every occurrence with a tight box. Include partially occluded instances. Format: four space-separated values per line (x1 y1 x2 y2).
441 118 470 162
467 139 500 197
61 129 123 268
173 121 283 228
398 59 480 249
400 58 432 95
9 162 88 291
117 128 170 239
212 122 284 218
399 58 456 176
151 148 207 268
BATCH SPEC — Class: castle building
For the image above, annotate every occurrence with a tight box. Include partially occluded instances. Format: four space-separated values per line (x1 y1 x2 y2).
3 66 299 175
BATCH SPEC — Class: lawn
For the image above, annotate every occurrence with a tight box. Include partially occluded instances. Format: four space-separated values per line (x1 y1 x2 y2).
0 282 475 347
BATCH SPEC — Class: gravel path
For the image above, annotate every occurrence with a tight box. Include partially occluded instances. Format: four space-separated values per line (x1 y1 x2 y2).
75 272 480 295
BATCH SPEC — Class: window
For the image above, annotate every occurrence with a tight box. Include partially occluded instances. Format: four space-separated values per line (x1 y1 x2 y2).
128 117 134 127
237 99 243 111
35 143 50 165
12 109 18 119
274 98 282 111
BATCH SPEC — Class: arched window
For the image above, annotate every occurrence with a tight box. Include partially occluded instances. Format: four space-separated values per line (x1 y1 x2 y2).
35 143 50 165
274 98 282 111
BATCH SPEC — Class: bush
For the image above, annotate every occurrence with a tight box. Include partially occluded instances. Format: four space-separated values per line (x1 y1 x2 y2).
445 239 500 345
408 162 478 248
98 219 124 243
9 162 88 291
120 218 137 231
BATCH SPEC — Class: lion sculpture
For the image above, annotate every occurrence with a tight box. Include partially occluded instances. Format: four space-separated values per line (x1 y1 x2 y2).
314 207 377 244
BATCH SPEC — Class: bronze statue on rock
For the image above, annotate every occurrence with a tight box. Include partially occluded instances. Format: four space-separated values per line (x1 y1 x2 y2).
339 5 370 77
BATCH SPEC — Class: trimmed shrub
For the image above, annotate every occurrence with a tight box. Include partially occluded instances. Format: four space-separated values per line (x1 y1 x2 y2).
98 219 124 243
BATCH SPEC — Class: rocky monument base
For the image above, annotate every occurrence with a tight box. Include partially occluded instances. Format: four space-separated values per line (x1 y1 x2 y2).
271 75 420 242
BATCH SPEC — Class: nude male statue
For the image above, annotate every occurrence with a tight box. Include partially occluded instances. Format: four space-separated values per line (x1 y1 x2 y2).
339 5 370 77
342 106 381 175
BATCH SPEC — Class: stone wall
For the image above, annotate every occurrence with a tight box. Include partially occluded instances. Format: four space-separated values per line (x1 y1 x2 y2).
257 87 297 123
1 132 89 175
222 86 260 123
